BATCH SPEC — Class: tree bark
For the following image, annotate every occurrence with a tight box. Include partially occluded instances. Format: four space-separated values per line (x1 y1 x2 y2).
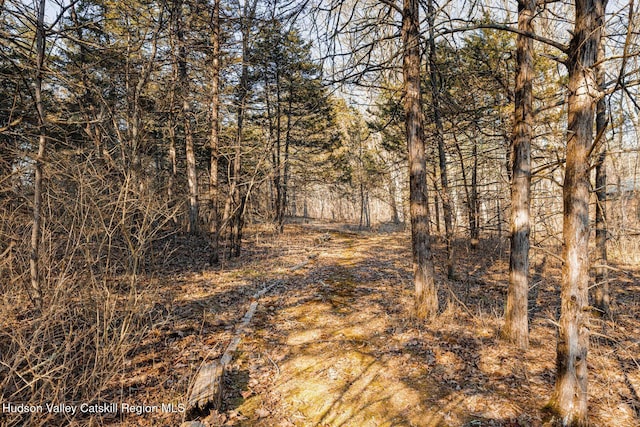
224 0 258 257
470 142 479 246
453 135 478 249
403 0 438 320
30 0 46 309
175 0 199 234
209 0 220 263
547 0 605 423
184 100 199 234
427 0 454 279
280 79 293 233
593 12 609 316
503 0 535 350
274 60 283 230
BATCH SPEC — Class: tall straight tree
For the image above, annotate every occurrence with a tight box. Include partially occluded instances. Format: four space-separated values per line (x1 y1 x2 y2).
547 0 606 423
209 0 220 263
173 0 199 234
222 0 258 257
426 0 454 279
30 0 46 308
593 7 609 316
403 0 438 319
503 0 535 349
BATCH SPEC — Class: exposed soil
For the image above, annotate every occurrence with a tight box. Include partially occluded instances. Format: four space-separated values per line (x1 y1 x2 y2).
93 222 640 427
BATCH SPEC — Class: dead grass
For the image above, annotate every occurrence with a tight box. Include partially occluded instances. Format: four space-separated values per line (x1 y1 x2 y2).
3 221 638 426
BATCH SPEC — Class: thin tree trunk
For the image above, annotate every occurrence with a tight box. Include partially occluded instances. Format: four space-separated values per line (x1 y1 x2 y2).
471 142 479 246
359 182 365 229
184 101 199 233
433 162 441 234
547 0 605 423
403 0 437 320
453 136 473 247
497 197 502 239
30 0 46 309
593 15 609 316
175 0 199 234
274 64 283 230
168 116 177 200
281 84 293 232
225 0 258 256
503 0 535 350
389 171 401 224
209 0 220 263
427 0 454 279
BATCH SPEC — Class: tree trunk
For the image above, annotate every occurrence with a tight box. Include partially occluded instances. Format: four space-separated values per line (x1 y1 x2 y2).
470 142 479 246
184 100 199 234
280 81 293 233
175 0 199 234
547 0 605 423
427 0 454 279
403 0 438 320
225 0 258 257
359 182 365 229
209 0 220 263
593 14 609 316
453 135 476 249
168 115 177 200
274 64 283 230
503 0 534 350
30 0 46 309
389 171 401 224
433 162 441 234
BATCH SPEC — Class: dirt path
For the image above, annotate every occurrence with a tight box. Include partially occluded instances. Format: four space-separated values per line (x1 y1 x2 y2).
235 232 435 426
109 224 640 427
202 230 535 427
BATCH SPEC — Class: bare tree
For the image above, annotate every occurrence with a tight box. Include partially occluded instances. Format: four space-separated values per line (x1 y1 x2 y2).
547 0 607 423
173 0 199 234
30 0 46 309
209 0 220 262
403 0 438 319
426 0 454 279
503 0 535 349
593 9 609 316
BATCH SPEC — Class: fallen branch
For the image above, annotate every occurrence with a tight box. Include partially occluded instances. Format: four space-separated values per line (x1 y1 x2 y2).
289 254 318 272
186 279 285 416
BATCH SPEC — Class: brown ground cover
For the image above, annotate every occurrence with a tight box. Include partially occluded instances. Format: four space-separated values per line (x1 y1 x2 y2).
93 222 639 426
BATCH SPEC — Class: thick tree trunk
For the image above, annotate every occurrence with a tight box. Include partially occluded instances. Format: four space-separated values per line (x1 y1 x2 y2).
209 0 220 263
403 0 438 320
503 0 534 350
427 0 454 279
30 0 46 309
547 0 605 423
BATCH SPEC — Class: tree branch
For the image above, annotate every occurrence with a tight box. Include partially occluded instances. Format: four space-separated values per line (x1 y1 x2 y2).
440 22 568 54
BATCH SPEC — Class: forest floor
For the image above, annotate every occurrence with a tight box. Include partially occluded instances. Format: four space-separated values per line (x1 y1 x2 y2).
99 221 640 427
